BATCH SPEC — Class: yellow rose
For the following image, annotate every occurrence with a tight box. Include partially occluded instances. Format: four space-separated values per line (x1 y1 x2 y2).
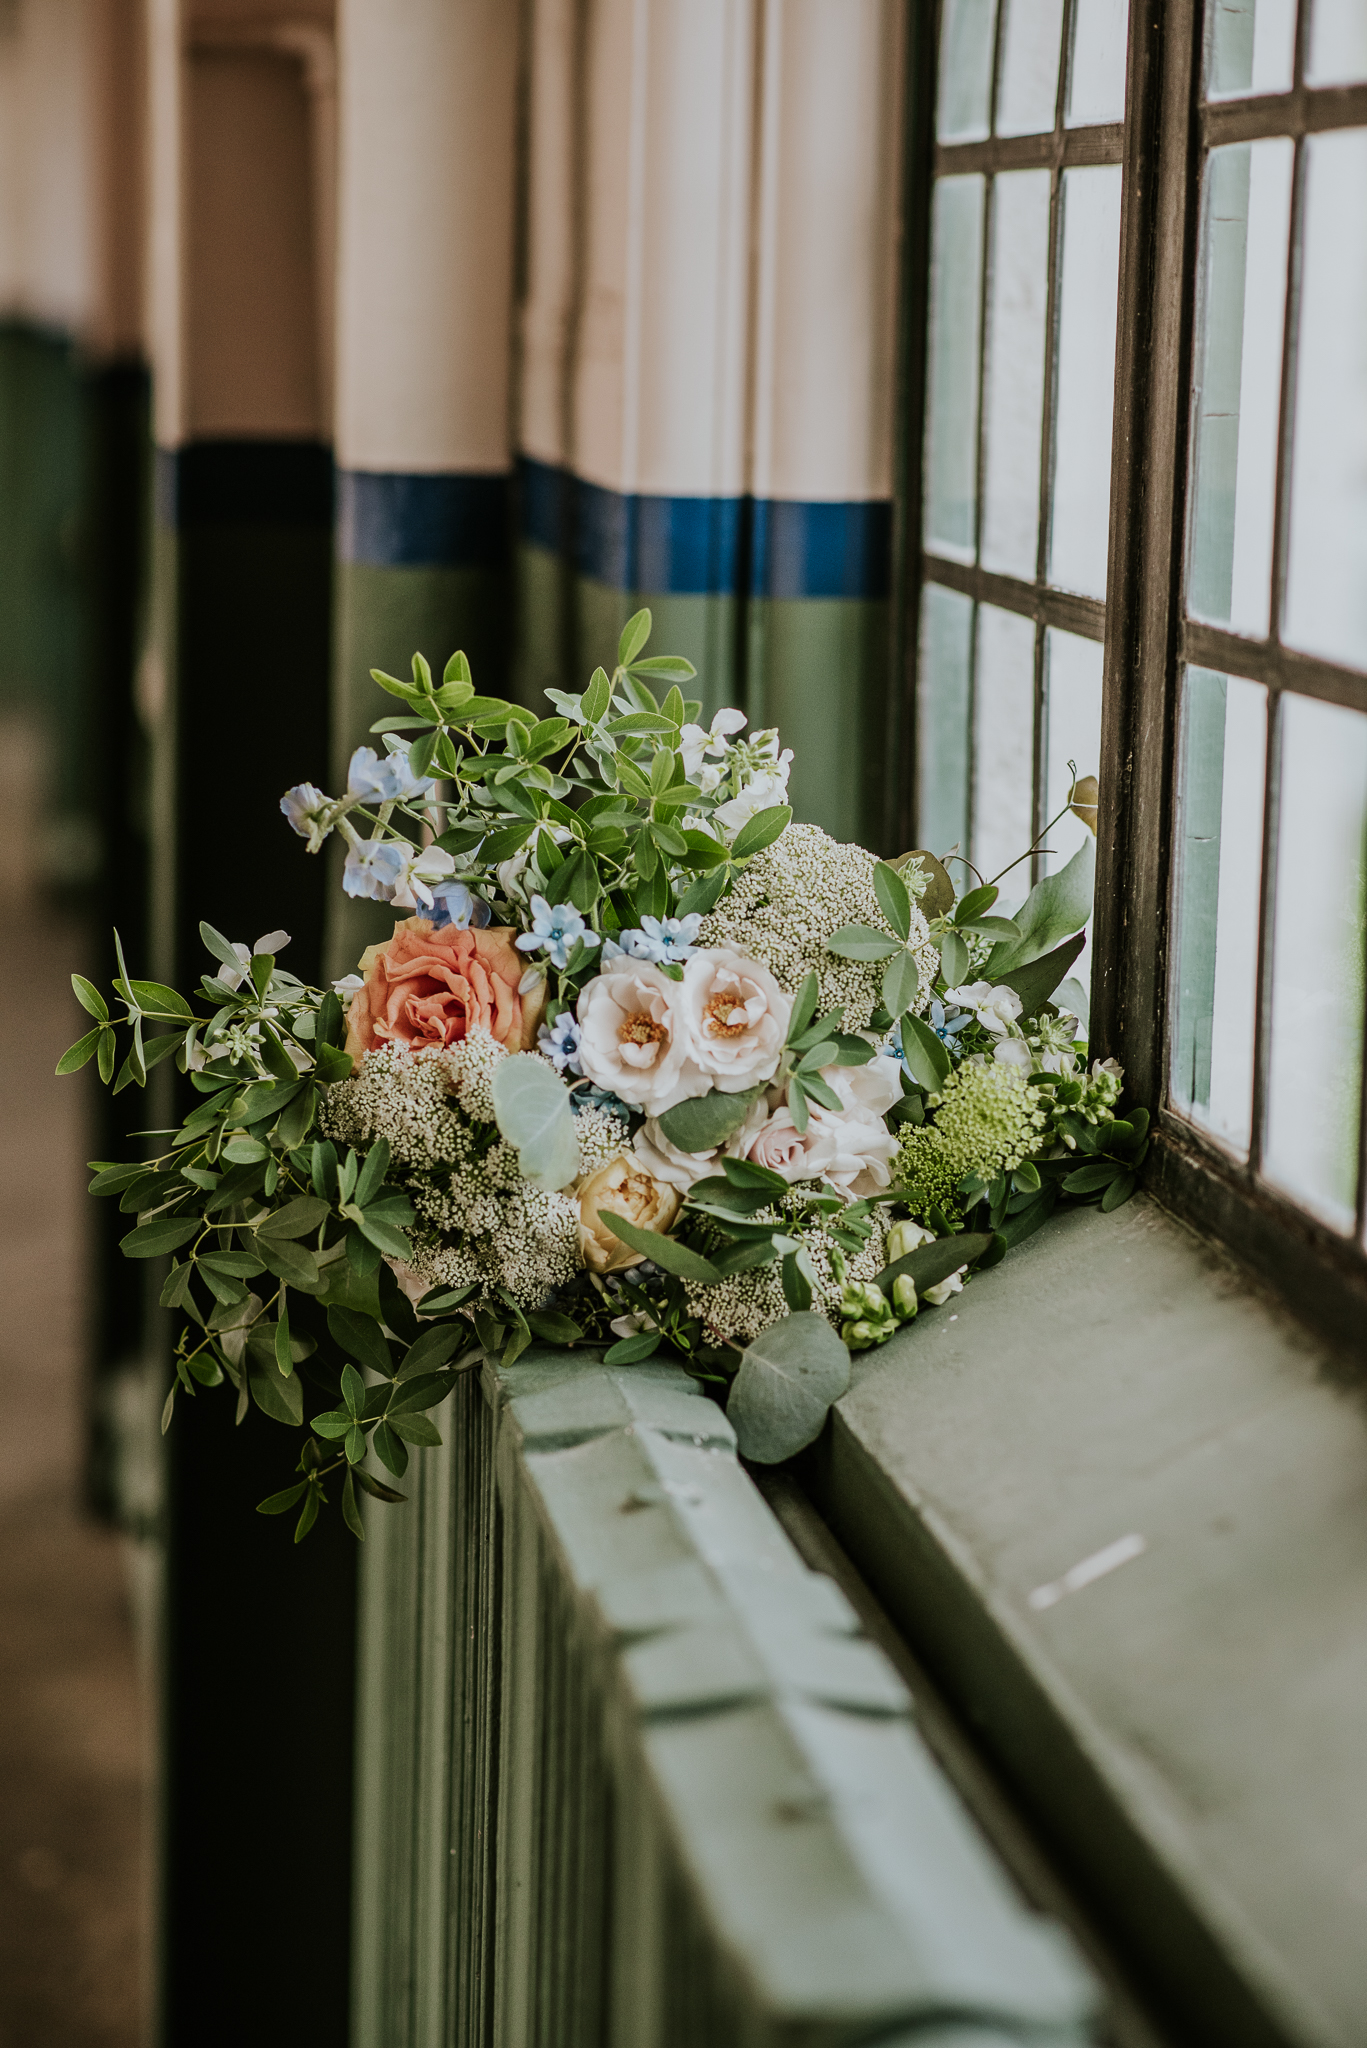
577 1155 681 1274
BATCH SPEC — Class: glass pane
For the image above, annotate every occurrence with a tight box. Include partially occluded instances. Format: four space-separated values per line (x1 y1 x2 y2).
1187 138 1293 638
1283 130 1367 672
1170 668 1267 1159
1307 0 1367 86
918 583 974 859
924 175 986 562
1042 628 1103 876
1263 694 1367 1233
1207 0 1298 98
938 0 998 141
981 170 1052 579
1067 0 1130 125
1049 164 1122 599
997 0 1065 136
972 604 1037 888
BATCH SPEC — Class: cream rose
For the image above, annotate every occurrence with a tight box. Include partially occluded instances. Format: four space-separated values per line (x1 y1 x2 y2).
577 1155 681 1274
818 1052 903 1119
575 962 701 1115
678 947 790 1093
632 1093 771 1192
806 1103 900 1198
744 1106 835 1184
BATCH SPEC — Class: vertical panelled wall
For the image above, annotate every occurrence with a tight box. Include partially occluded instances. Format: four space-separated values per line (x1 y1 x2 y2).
142 6 356 2042
515 0 905 848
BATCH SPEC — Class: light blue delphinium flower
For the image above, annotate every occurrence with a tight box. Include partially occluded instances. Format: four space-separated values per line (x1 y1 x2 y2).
515 896 601 972
539 1011 583 1075
613 913 702 965
347 745 437 805
343 837 408 902
280 782 329 837
428 880 492 932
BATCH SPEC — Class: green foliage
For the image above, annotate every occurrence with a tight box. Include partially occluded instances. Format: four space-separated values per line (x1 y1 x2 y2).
727 1313 851 1464
490 1054 580 1190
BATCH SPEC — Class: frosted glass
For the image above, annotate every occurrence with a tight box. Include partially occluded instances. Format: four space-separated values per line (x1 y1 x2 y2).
1207 0 1297 98
918 583 974 859
981 171 1052 578
1187 139 1293 638
1307 0 1367 85
938 0 998 141
1042 629 1103 876
973 604 1037 887
1049 165 1122 598
997 0 1065 136
1170 668 1267 1159
1263 695 1367 1232
1067 0 1130 124
1284 131 1367 672
924 176 986 562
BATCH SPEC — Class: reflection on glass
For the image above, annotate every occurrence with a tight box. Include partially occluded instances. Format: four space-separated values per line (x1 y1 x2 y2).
918 584 974 859
1049 165 1122 598
982 171 1051 579
1264 696 1367 1230
1187 139 1293 637
1207 0 1297 98
1043 629 1103 876
1284 131 1367 672
924 176 985 562
1307 0 1367 85
997 0 1065 136
1170 668 1267 1159
937 0 998 141
1067 0 1130 125
973 605 1037 889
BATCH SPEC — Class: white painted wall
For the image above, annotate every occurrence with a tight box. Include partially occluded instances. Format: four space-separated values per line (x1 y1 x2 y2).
334 0 520 474
518 0 577 470
0 0 98 334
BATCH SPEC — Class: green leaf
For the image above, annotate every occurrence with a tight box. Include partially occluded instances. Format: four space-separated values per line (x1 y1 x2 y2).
127 979 195 1020
729 805 792 861
825 923 900 963
71 974 109 1021
345 1423 367 1465
954 884 999 923
353 1468 407 1504
246 1348 304 1426
122 1215 199 1259
1101 1170 1137 1211
223 1137 270 1165
387 1413 442 1447
597 1212 720 1283
258 1195 330 1242
874 1230 994 1302
996 935 1087 1018
98 1029 116 1083
294 1489 321 1543
374 1421 408 1478
786 971 820 1044
603 1331 662 1364
89 1161 148 1195
525 1310 585 1346
985 840 1095 975
881 949 920 1021
628 654 696 678
720 1155 790 1196
56 1028 102 1076
256 1237 323 1291
781 1248 814 1312
490 1054 579 1190
675 867 731 920
198 921 242 972
1063 1160 1123 1194
543 846 599 914
399 1324 469 1377
873 862 911 942
618 607 652 667
655 1085 763 1154
607 711 680 737
314 1042 354 1085
582 666 612 724
938 930 969 986
898 1015 952 1090
274 1302 293 1377
311 1409 352 1439
727 1313 851 1464
342 1470 365 1539
200 1251 264 1279
258 1482 308 1516
328 1306 394 1377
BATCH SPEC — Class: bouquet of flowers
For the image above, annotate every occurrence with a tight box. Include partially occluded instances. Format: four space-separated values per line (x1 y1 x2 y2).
64 615 1145 1538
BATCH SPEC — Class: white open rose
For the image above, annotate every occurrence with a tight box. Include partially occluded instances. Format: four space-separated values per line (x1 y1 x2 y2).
805 1102 899 1198
678 947 790 1093
575 962 702 1115
745 1106 836 1184
818 1051 903 1119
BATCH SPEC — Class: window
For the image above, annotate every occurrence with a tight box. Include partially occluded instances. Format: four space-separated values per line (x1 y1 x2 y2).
909 0 1367 1340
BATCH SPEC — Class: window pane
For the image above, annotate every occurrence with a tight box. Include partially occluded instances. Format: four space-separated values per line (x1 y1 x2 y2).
1043 628 1103 877
1187 138 1293 638
1263 694 1367 1233
1049 164 1122 598
1067 0 1130 125
918 583 974 859
981 170 1051 579
938 0 998 141
972 604 1036 888
997 0 1065 137
1170 668 1267 1159
1307 0 1367 86
1207 0 1297 98
1283 129 1367 672
924 176 986 562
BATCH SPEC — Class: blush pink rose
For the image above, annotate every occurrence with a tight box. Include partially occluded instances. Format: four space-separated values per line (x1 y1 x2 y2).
344 917 544 1066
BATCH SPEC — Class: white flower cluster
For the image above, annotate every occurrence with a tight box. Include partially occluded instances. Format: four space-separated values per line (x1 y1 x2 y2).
697 822 938 1030
685 1205 888 1348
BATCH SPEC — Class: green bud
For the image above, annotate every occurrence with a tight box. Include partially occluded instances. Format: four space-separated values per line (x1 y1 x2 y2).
886 1217 930 1264
892 1274 918 1320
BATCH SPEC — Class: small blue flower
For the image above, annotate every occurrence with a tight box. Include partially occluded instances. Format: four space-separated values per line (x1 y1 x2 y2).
347 746 437 805
614 913 702 965
925 998 971 1060
343 838 408 902
515 896 602 971
539 1011 583 1075
428 880 492 932
280 782 328 837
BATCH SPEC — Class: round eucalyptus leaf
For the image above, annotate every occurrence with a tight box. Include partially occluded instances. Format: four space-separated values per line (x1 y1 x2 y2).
491 1054 580 1190
727 1312 851 1465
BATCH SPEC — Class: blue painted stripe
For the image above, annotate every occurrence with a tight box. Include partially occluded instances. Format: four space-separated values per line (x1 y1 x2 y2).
337 469 510 568
516 457 890 600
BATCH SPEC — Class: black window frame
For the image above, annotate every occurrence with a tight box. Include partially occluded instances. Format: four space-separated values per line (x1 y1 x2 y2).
899 0 1367 1356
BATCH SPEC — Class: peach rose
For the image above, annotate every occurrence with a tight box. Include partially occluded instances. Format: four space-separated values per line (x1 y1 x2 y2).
578 1155 681 1274
344 917 544 1066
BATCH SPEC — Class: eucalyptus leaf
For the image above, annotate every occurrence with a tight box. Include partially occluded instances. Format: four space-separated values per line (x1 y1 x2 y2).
900 849 955 918
727 1313 851 1464
491 1054 580 1190
656 1085 762 1153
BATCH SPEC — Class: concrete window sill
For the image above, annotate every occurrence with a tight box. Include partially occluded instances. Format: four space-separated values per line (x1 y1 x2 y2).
804 1193 1367 2048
